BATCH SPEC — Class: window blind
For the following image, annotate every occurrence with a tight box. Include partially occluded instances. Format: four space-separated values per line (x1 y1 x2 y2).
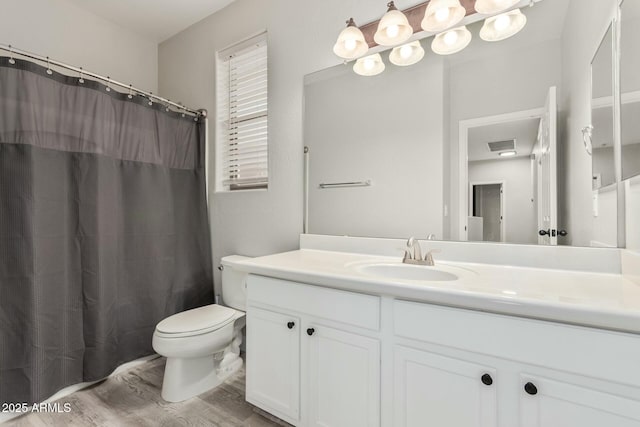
216 33 268 191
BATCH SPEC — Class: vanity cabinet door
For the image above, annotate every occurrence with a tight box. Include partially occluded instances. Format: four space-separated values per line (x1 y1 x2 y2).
394 345 498 427
246 307 300 425
305 324 380 427
519 375 640 427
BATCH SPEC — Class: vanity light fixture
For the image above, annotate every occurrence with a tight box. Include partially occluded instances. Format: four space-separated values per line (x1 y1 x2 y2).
389 41 425 66
499 150 517 157
480 9 527 42
353 53 386 76
333 18 369 60
421 0 466 32
474 0 519 15
374 1 413 46
431 25 472 55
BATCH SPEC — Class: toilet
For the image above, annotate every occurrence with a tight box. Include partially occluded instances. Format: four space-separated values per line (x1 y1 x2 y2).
152 255 249 402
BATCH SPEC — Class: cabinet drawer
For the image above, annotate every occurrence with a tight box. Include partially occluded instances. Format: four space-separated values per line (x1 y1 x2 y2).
394 300 640 387
247 275 380 331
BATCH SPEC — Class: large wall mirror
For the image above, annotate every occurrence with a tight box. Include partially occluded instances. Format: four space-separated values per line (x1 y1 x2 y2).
620 0 640 180
589 24 619 248
304 0 628 248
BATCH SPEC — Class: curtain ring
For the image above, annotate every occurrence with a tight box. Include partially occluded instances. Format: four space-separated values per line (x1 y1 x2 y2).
128 84 133 99
8 45 16 65
106 77 111 92
582 125 593 156
78 67 85 84
148 92 153 106
46 57 53 75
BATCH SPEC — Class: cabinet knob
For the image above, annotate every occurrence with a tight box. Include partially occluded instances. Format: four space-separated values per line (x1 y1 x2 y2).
558 229 568 237
524 382 538 395
481 374 493 386
306 327 315 336
287 321 295 329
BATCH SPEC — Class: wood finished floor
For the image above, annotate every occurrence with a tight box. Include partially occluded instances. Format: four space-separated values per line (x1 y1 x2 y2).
6 357 291 427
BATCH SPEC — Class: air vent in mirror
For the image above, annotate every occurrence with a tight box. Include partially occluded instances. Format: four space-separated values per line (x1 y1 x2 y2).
487 139 516 152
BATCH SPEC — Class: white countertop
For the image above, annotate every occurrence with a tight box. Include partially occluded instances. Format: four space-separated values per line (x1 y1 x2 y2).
229 249 640 334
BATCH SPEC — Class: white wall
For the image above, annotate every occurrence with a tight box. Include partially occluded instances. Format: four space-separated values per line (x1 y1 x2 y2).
1 0 158 92
158 0 425 296
468 157 538 245
305 52 445 239
560 0 618 247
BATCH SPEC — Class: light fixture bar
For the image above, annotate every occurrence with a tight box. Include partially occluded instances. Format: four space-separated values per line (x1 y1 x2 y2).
359 0 477 48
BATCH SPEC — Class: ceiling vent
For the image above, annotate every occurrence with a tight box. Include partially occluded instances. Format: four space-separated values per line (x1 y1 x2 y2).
487 139 516 152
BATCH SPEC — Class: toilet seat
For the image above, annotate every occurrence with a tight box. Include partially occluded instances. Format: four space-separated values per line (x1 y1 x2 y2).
155 304 237 338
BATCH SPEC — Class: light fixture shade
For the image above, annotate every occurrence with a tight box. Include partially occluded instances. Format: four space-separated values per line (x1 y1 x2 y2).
421 0 466 32
474 0 519 15
373 1 413 46
480 9 527 42
431 26 472 55
353 53 386 76
389 41 425 66
333 18 369 59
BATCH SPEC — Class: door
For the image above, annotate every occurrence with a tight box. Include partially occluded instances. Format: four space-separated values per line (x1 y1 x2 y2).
246 307 300 424
537 86 558 245
519 375 640 427
472 183 504 242
394 346 498 427
306 324 380 427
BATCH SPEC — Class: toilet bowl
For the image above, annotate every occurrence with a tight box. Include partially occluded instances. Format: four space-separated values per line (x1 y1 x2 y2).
152 255 249 402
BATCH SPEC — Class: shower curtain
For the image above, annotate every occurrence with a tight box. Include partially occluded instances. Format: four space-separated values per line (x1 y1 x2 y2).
0 57 213 404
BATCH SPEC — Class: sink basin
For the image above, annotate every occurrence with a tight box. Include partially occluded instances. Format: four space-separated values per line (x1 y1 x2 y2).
356 263 459 281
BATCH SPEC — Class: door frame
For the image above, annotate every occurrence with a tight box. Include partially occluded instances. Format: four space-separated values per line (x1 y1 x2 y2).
469 181 506 243
458 107 545 241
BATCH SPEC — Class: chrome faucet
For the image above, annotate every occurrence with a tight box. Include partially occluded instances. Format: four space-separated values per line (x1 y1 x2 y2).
403 237 438 266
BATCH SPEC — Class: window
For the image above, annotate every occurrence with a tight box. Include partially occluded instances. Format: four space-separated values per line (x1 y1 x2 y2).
216 33 268 191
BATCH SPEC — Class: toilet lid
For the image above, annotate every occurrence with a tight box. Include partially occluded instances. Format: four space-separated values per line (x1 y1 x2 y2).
156 304 237 335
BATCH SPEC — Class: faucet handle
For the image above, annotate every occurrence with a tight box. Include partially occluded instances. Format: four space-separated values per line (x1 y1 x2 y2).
405 237 415 260
424 249 440 266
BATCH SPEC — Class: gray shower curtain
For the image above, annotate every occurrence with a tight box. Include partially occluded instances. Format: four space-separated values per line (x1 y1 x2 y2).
0 57 213 404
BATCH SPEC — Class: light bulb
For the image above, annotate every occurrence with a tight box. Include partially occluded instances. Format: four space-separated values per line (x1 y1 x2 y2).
444 30 459 46
344 39 357 51
386 24 400 38
494 14 511 31
435 7 451 22
400 44 413 59
364 58 375 70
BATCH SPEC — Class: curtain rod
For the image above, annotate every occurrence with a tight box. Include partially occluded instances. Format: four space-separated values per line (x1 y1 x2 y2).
0 43 205 117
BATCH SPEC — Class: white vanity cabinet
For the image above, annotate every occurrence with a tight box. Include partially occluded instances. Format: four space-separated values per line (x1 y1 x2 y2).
519 374 640 427
306 325 380 427
246 275 381 427
394 300 640 427
393 345 498 427
245 272 640 427
246 306 300 423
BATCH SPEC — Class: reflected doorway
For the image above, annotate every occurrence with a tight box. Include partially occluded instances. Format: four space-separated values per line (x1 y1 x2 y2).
470 183 504 242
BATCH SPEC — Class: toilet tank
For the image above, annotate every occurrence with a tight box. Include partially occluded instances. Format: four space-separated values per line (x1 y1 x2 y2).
220 255 251 311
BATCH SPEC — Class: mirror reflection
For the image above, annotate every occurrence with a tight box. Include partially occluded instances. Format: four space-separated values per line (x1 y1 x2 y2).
621 0 640 180
591 25 615 190
304 0 623 247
